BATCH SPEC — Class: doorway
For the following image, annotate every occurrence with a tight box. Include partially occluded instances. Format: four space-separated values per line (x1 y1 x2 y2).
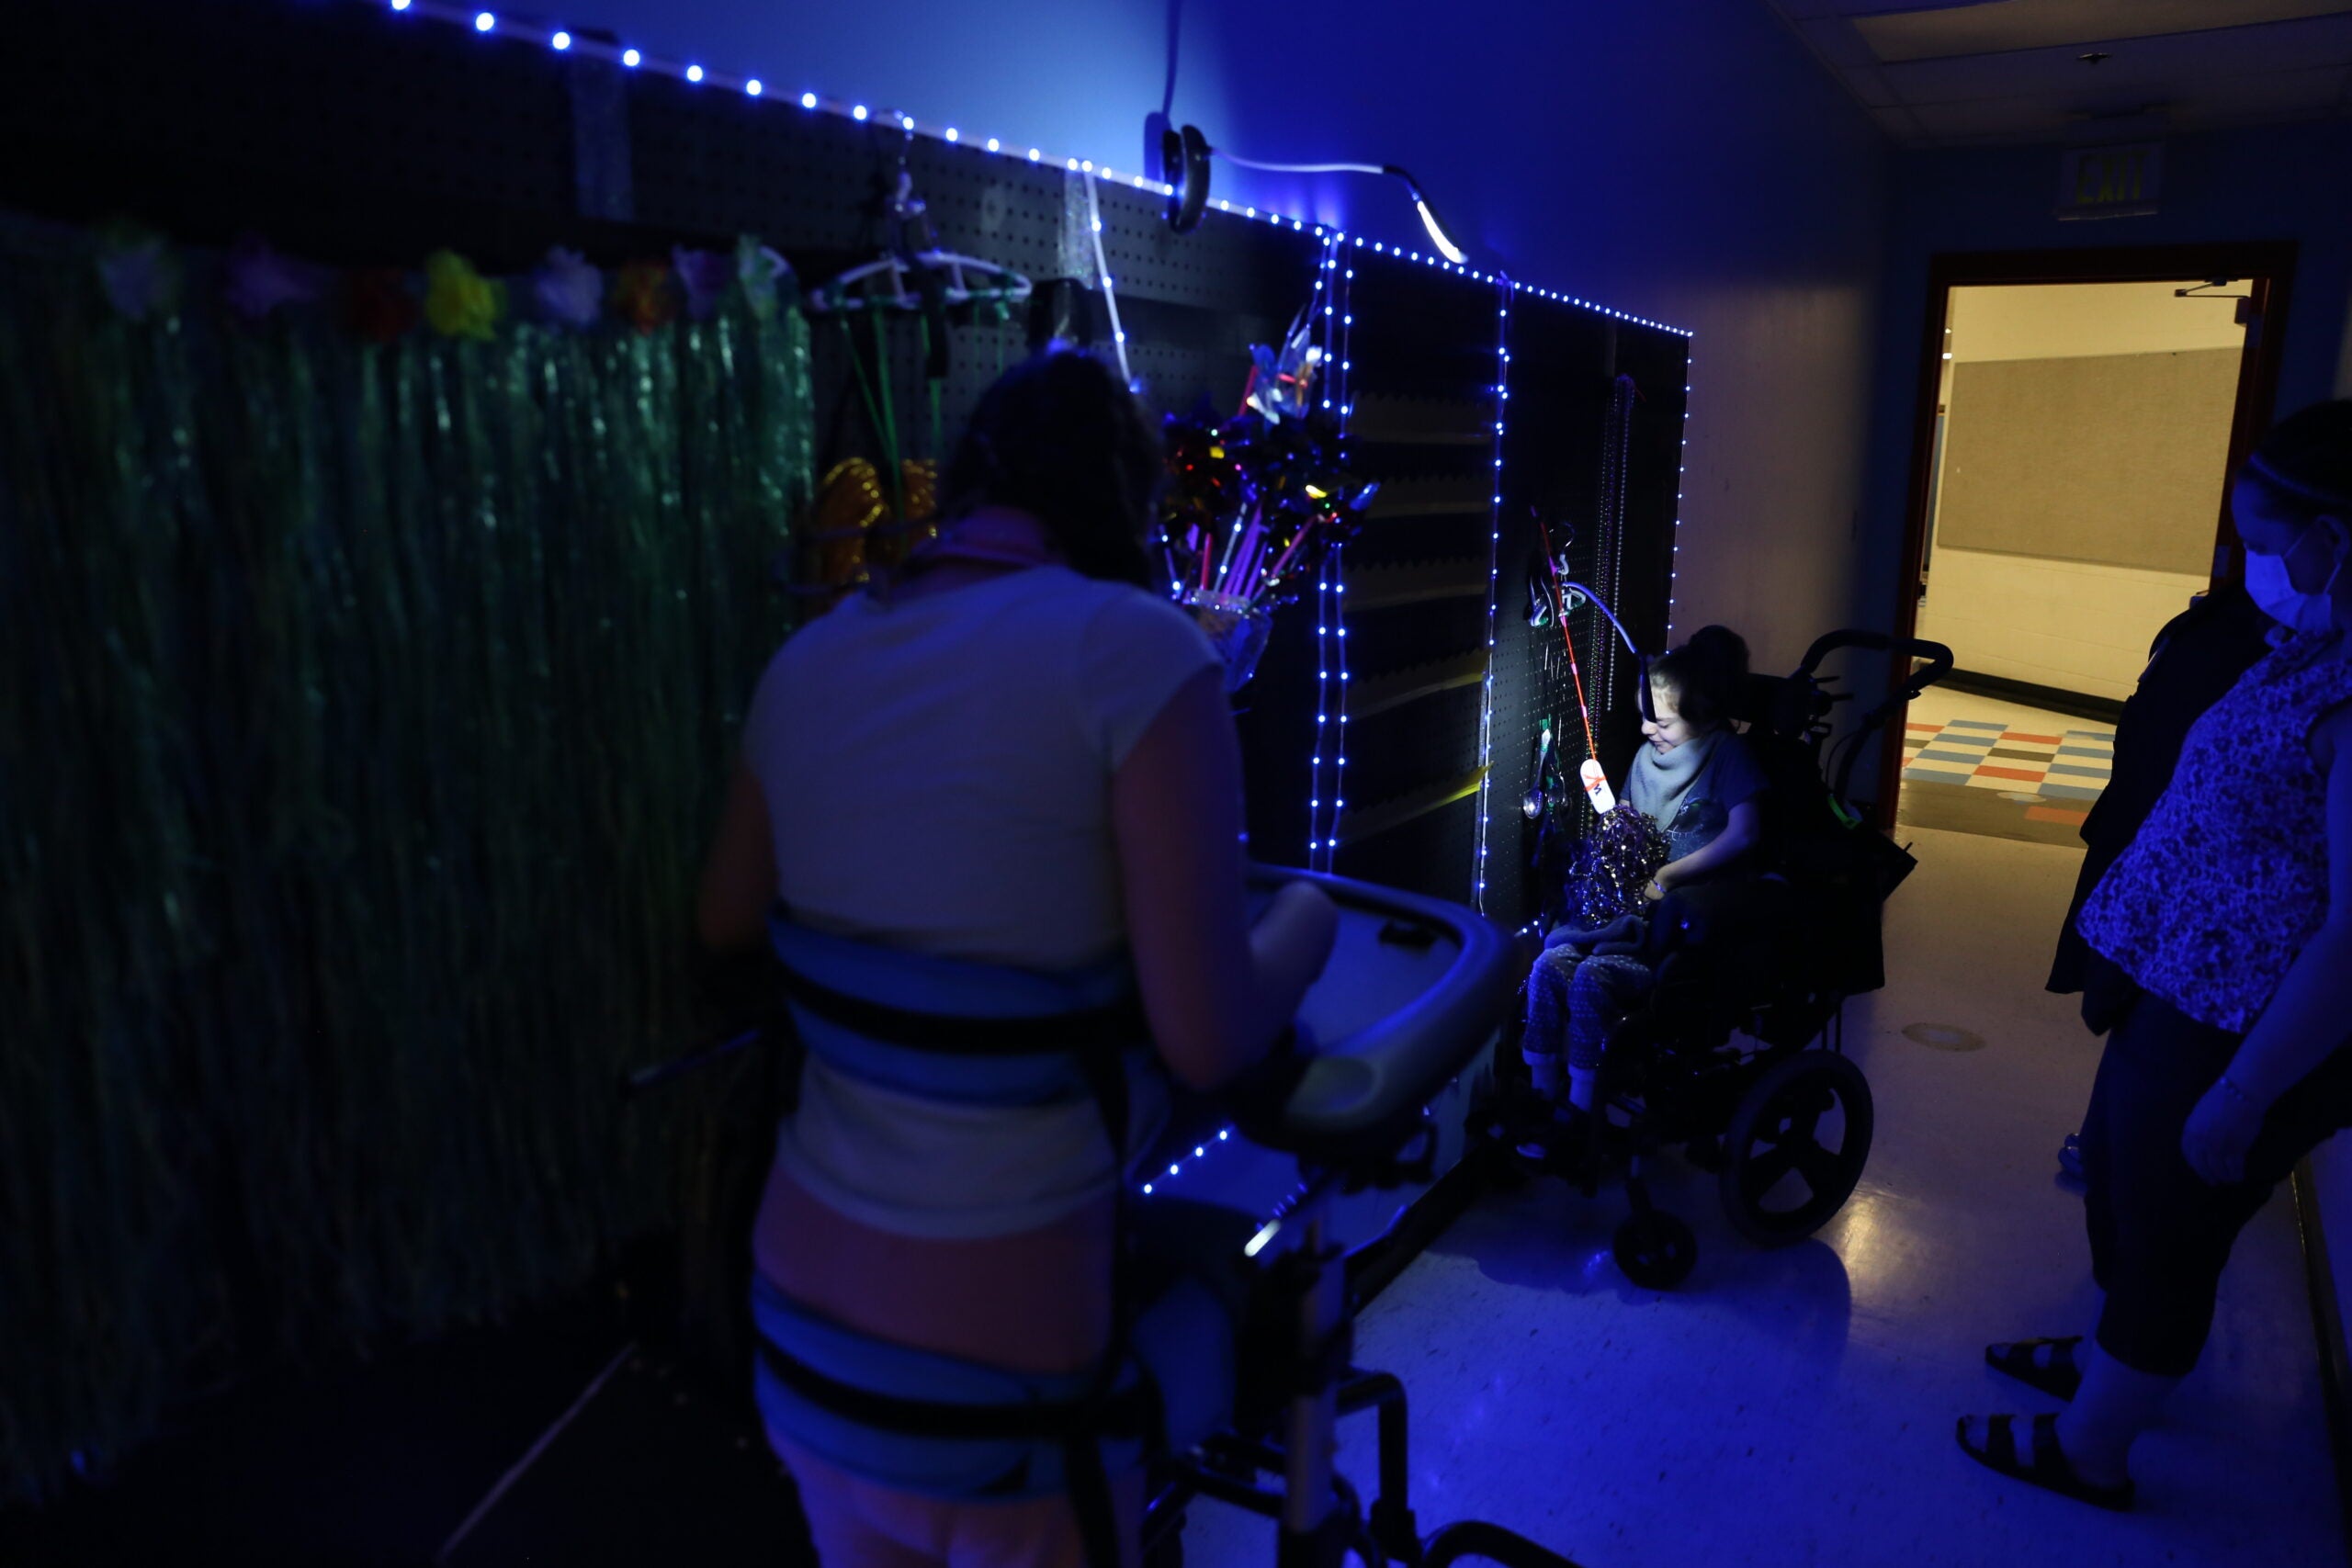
1884 243 2296 844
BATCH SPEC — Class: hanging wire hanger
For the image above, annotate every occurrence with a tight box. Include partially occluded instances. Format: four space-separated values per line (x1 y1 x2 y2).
808 170 1034 315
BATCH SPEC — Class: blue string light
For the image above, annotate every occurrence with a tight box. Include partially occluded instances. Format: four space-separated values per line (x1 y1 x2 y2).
1139 1125 1235 1197
1472 280 1511 913
1304 237 1348 871
1670 355 1690 637
1325 253 1356 874
386 0 1689 330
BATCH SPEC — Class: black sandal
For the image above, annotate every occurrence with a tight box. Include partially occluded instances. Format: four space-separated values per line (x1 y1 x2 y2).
1956 1413 2132 1511
1984 1336 2083 1401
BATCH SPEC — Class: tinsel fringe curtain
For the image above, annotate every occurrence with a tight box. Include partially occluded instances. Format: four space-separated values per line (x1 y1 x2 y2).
0 234 812 1500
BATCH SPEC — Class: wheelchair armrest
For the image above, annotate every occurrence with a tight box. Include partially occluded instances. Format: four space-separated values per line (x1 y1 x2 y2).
1645 876 1803 961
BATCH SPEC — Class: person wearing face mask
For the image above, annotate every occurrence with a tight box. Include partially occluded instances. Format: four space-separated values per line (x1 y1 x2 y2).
1520 625 1767 1117
1960 400 2352 1510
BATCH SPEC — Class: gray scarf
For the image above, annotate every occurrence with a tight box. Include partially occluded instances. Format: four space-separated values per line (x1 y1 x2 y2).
1627 728 1721 831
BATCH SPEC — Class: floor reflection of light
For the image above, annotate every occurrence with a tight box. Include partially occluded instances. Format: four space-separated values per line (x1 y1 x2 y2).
1826 1189 1910 1308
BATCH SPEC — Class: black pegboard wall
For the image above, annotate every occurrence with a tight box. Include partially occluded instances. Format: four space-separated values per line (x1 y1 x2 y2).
0 0 1690 910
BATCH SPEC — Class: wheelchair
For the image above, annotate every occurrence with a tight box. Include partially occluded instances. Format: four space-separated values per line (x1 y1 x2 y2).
1476 629 1953 1289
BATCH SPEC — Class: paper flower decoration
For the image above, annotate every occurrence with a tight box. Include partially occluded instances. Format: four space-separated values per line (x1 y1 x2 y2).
530 247 603 329
95 223 181 322
222 234 324 322
673 245 735 322
611 261 678 335
735 236 792 321
345 268 419 344
424 250 506 341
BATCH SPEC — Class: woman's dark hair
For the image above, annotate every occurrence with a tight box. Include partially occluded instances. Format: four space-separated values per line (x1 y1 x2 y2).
1649 624 1749 729
2245 400 2352 524
937 346 1160 588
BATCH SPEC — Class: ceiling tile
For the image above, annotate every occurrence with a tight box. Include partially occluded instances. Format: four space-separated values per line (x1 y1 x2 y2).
1856 0 2352 64
1880 15 2352 105
1799 17 1885 71
1901 62 2350 138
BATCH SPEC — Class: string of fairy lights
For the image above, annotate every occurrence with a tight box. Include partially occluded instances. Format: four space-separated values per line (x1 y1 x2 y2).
1470 285 1512 913
371 0 1690 332
1307 237 1357 875
363 0 1693 1201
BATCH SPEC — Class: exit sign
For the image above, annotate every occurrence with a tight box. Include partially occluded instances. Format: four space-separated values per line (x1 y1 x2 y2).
2057 143 2162 220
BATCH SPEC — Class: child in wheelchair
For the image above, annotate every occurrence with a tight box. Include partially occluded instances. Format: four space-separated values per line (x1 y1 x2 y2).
1522 625 1769 1120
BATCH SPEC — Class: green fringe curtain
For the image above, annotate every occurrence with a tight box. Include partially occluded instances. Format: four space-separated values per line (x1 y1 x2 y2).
0 233 813 1501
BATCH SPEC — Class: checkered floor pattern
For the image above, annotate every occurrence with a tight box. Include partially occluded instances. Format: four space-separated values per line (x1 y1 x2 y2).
1901 717 2114 804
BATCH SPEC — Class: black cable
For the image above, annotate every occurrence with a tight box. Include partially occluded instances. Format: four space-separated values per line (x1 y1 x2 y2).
1161 0 1182 118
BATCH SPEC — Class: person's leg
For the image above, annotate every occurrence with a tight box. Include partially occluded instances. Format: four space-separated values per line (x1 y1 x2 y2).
1981 1025 2126 1400
1566 954 1654 1113
774 1430 950 1567
2078 1021 2124 1298
944 1471 1145 1568
1522 947 1581 1101
1970 991 2352 1497
772 1430 1147 1568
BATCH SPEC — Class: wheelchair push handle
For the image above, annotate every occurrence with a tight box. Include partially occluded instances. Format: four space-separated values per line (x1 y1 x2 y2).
1794 628 1955 694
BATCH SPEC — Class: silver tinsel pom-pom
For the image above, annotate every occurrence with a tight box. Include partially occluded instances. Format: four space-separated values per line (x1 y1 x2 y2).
1562 803 1668 931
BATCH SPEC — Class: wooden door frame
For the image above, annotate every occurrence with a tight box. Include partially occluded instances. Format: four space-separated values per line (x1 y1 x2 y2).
1877 239 2300 827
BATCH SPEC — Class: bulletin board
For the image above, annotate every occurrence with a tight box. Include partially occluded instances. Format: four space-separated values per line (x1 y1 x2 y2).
1936 348 2240 574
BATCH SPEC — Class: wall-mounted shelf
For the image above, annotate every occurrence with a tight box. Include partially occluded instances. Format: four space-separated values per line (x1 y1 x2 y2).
1365 474 1490 521
1343 557 1491 613
1336 765 1488 847
1348 393 1493 447
1344 651 1490 721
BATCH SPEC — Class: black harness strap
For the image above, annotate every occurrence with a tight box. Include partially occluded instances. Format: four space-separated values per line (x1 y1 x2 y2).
753 1335 1152 1441
772 951 1149 1055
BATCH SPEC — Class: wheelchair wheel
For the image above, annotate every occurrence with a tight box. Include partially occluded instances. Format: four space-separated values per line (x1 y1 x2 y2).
1611 1209 1697 1289
1719 1049 1873 1247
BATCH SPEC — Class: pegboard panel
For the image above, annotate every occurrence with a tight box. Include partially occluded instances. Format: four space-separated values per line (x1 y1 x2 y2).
631 86 1071 279
1097 192 1329 316
0 0 578 265
1320 252 1510 899
0 0 1688 916
1485 299 1692 927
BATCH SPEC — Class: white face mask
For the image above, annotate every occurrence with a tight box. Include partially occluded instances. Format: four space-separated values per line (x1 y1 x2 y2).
2245 526 2345 634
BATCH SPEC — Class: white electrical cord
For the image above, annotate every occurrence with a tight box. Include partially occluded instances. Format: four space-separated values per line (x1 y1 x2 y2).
1080 171 1133 389
1204 150 1466 263
1212 152 1387 175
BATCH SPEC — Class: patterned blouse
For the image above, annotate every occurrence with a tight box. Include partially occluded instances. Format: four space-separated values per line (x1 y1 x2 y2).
2079 630 2352 1032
